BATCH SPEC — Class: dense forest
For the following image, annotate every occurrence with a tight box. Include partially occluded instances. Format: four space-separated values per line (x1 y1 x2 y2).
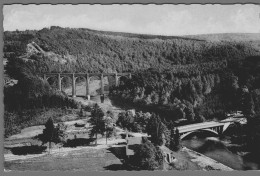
4 26 260 75
110 57 260 121
3 26 260 135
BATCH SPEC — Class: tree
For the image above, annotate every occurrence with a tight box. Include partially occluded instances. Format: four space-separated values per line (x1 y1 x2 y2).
195 114 206 123
245 115 260 152
103 115 114 144
131 139 163 170
146 113 160 143
240 87 255 118
174 128 180 149
167 120 175 130
146 113 170 146
106 110 115 122
36 117 67 153
184 104 195 122
79 107 85 117
134 111 151 132
169 127 181 151
89 104 105 145
116 111 134 131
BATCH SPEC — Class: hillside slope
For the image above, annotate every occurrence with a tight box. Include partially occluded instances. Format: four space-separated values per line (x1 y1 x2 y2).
3 27 260 133
4 26 260 75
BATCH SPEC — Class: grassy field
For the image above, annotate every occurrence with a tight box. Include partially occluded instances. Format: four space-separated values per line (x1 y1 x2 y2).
4 147 124 171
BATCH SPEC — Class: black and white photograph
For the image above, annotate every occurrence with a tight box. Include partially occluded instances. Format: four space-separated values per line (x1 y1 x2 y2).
2 3 260 172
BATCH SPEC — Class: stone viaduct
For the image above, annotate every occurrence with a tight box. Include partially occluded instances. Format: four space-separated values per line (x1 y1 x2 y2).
38 72 132 100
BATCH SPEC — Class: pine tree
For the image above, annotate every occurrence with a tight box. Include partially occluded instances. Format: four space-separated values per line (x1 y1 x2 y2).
169 127 181 151
89 104 105 145
146 113 170 146
174 128 180 150
170 127 176 151
184 104 195 122
240 87 255 118
36 117 66 153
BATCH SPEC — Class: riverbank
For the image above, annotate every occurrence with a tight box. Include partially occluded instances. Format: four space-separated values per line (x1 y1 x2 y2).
182 136 260 170
182 147 233 171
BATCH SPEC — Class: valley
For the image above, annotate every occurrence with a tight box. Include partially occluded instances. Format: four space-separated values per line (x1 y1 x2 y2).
3 26 260 171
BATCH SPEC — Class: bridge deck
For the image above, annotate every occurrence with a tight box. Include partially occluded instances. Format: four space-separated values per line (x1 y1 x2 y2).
177 121 225 133
177 118 245 134
38 72 132 77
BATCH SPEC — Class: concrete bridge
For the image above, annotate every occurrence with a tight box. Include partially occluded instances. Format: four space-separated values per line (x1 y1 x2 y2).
177 118 245 140
38 72 132 99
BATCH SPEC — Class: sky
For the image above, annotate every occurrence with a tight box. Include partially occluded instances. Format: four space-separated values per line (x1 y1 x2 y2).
3 4 260 36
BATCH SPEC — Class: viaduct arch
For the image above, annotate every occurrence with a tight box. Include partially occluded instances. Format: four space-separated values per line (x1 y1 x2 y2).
39 72 132 99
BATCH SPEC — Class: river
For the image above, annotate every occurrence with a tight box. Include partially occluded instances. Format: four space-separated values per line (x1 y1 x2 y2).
181 135 260 170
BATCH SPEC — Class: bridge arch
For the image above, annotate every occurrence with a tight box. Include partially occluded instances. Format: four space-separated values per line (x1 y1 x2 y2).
74 76 87 97
75 76 87 83
60 75 72 95
117 76 129 86
180 129 219 140
87 75 108 96
45 76 58 88
45 76 56 82
39 72 133 99
89 75 101 82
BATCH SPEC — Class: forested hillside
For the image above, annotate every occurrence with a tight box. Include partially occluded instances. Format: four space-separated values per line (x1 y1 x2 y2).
110 57 260 121
4 26 260 76
3 26 260 130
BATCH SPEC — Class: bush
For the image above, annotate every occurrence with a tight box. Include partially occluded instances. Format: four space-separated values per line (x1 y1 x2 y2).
128 140 163 170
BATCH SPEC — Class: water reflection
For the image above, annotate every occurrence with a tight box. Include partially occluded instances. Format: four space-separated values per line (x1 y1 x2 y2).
181 135 260 170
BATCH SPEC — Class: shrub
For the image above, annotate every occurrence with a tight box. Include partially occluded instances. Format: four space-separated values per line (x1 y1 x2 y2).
129 140 163 170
